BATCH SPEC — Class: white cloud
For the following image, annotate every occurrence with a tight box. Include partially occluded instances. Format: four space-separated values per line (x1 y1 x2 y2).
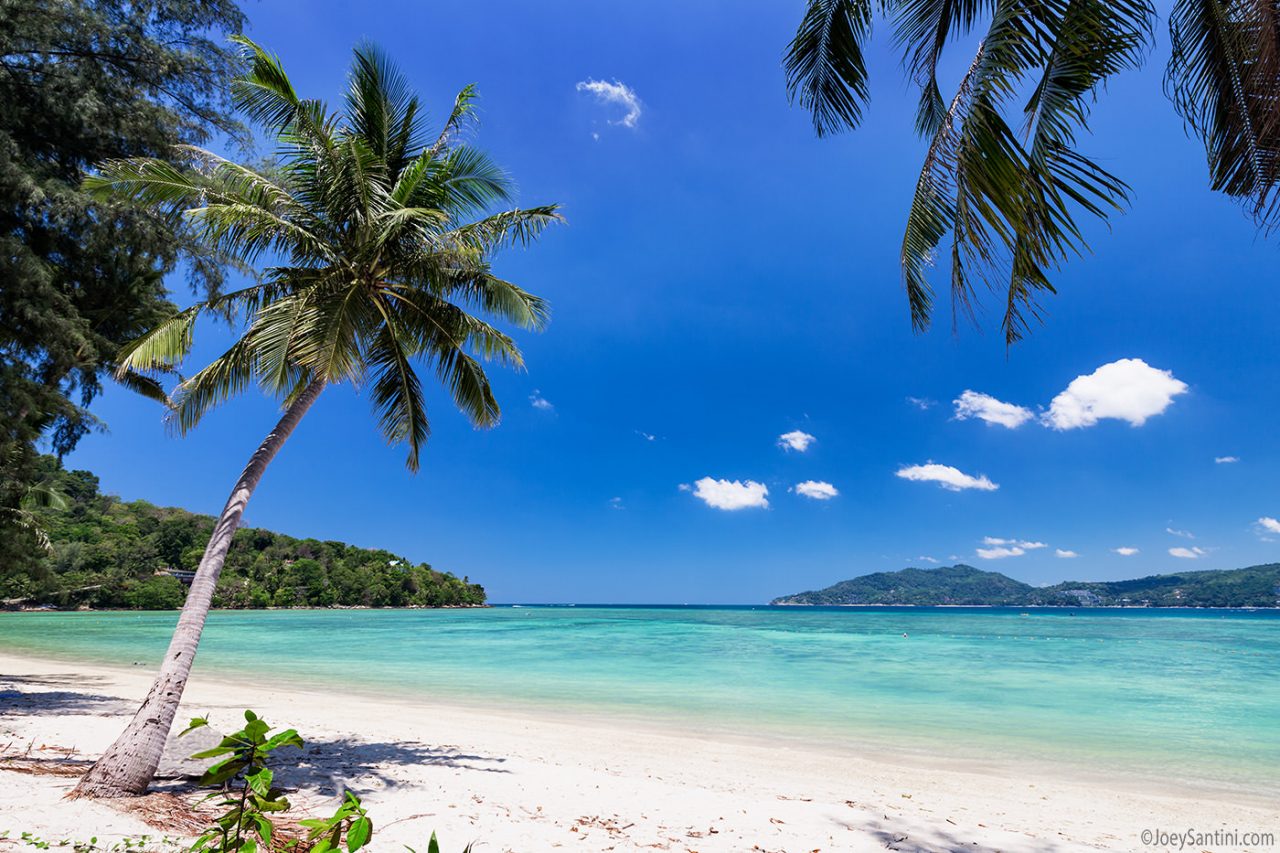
977 537 1046 560
575 79 641 129
794 480 838 500
906 396 935 410
1055 549 1079 558
1113 546 1139 556
1169 546 1206 559
687 477 769 511
953 390 1035 429
636 431 657 442
529 390 554 411
917 556 939 564
1215 456 1240 464
977 545 1025 559
1043 358 1188 430
1166 527 1195 539
896 463 998 492
982 537 1047 550
1257 517 1280 535
778 430 816 452
608 497 624 511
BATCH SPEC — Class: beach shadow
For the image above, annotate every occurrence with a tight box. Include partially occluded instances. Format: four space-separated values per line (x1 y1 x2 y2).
272 737 510 796
0 674 133 716
853 818 1074 853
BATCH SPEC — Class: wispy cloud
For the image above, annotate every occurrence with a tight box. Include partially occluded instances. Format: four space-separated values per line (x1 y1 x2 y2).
896 462 998 492
529 390 554 411
636 431 657 442
685 477 769 511
1055 549 1079 558
794 480 838 500
1113 546 1139 556
976 537 1046 560
1169 546 1206 559
906 396 935 410
1215 456 1240 464
917 556 939 564
1043 358 1187 430
609 497 624 511
1166 527 1195 539
778 430 816 452
575 79 641 129
953 390 1034 428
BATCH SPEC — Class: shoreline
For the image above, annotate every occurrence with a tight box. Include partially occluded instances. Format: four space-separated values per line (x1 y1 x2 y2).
2 650 1277 851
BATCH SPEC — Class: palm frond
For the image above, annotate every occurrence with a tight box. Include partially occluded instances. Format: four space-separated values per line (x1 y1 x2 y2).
786 0 877 136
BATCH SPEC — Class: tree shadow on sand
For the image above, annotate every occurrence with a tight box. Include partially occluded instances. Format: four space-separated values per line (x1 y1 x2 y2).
155 736 509 798
0 674 134 717
849 817 1079 853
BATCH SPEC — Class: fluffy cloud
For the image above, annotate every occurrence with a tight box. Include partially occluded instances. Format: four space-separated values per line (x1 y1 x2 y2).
1215 456 1240 464
983 537 1047 550
575 79 641 128
529 390 554 411
976 537 1046 560
1258 517 1280 534
794 480 838 500
778 430 816 452
687 477 769 510
1055 549 1079 558
1113 546 1139 556
1169 546 1206 559
977 546 1024 559
1043 358 1187 430
953 390 1035 428
896 463 998 492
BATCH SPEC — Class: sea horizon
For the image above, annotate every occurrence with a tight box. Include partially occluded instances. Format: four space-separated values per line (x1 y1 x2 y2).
4 605 1276 803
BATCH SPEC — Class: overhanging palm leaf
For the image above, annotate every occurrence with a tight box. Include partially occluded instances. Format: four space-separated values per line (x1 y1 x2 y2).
786 0 1277 342
73 36 561 798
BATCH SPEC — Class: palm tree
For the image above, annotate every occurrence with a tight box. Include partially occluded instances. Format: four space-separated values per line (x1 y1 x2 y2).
785 0 1280 344
71 37 560 798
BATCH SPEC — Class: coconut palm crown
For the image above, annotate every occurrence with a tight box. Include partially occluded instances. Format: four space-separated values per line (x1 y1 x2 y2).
89 35 559 468
785 0 1280 344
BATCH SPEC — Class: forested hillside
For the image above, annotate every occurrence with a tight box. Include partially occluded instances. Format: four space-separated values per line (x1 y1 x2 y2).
1 458 484 610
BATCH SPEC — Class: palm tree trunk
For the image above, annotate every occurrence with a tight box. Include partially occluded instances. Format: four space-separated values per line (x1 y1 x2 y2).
72 380 325 798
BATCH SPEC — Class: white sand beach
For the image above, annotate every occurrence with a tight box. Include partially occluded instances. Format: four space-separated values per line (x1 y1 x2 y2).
1 652 1274 853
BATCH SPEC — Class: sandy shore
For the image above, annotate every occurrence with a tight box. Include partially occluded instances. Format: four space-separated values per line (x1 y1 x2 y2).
0 652 1275 852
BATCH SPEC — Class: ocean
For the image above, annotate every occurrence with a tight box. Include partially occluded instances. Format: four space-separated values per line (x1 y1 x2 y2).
2 605 1276 796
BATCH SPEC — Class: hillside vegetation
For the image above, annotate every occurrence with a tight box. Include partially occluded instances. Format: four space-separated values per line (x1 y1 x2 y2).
2 459 484 610
773 564 1280 608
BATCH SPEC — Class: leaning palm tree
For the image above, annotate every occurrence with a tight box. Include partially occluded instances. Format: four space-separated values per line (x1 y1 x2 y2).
785 0 1280 343
71 37 559 798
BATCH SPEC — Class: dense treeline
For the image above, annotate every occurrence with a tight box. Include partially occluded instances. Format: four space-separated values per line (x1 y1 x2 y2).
1 458 484 610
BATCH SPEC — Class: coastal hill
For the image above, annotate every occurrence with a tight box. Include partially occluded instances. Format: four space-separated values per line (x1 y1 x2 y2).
772 563 1280 608
2 460 484 610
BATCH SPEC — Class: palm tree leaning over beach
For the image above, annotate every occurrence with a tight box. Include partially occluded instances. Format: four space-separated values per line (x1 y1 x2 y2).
71 36 560 798
785 0 1280 344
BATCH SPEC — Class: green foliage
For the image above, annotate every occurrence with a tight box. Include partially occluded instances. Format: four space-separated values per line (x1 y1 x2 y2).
784 0 1280 343
298 793 372 853
773 563 1280 607
0 0 245 552
90 36 560 472
187 711 302 853
2 457 486 610
5 831 182 853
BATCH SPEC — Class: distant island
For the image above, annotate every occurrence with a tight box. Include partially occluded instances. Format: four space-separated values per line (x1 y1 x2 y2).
1 460 485 610
772 563 1280 608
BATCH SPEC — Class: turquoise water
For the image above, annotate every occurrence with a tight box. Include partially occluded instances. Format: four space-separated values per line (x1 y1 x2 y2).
2 606 1278 795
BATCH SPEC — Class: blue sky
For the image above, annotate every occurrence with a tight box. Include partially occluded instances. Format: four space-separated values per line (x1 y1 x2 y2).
66 0 1280 603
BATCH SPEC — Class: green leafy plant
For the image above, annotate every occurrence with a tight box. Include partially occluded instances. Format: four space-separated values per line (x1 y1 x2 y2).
404 833 474 853
297 792 372 853
186 711 303 853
